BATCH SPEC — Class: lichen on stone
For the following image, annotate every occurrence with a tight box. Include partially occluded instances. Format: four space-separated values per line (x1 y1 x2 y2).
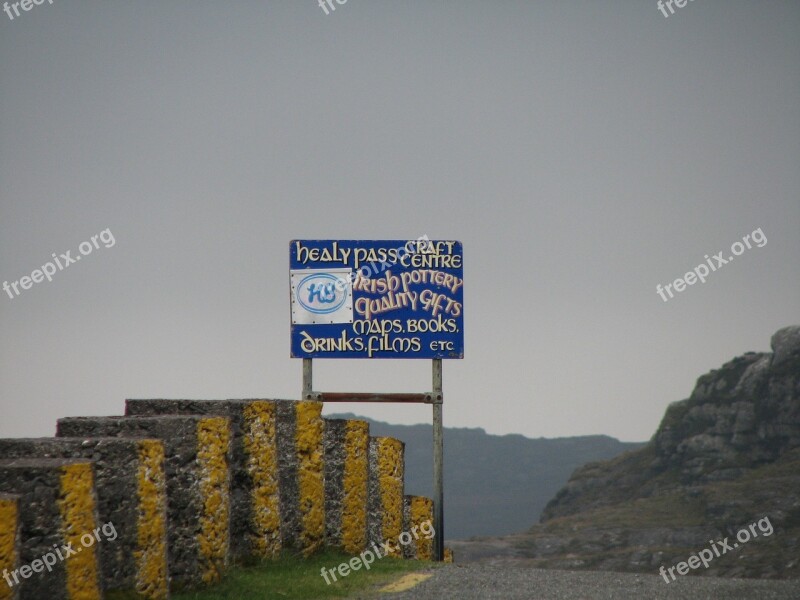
377 438 404 557
409 496 434 560
196 417 231 584
295 402 325 556
58 462 101 600
0 496 18 600
341 420 368 554
243 402 281 558
134 439 169 600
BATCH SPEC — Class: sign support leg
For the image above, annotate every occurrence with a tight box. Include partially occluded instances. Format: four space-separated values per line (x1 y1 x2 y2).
432 358 444 561
303 358 313 400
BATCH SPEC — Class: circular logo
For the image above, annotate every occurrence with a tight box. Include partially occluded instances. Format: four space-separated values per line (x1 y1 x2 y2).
297 273 349 314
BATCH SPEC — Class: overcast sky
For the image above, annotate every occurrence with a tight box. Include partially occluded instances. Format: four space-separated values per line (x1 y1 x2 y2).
1 1 798 443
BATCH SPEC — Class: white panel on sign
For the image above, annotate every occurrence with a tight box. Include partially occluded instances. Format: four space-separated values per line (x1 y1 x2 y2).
290 268 354 324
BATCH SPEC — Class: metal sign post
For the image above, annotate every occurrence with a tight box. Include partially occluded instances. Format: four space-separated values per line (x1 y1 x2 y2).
290 239 462 562
302 358 313 400
432 358 444 561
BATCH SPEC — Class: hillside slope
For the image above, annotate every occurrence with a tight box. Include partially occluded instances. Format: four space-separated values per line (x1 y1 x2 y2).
458 325 800 579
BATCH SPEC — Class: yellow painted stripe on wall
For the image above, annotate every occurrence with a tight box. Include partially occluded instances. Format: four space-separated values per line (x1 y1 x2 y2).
0 497 18 600
295 401 325 556
377 438 404 557
409 496 434 560
196 417 231 584
135 439 169 600
58 462 101 600
243 401 281 558
341 420 368 554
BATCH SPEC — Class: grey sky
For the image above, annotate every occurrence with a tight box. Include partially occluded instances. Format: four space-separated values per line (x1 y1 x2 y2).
1 1 798 443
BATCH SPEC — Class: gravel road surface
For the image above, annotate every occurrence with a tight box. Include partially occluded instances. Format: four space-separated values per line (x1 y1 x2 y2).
370 564 800 600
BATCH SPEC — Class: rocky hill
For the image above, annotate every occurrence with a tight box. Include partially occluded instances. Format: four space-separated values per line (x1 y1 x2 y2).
452 325 800 579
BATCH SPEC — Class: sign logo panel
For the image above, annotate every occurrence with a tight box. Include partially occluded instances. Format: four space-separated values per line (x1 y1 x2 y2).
291 269 353 324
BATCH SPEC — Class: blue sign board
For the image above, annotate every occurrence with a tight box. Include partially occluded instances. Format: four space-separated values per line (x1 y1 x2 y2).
290 239 464 359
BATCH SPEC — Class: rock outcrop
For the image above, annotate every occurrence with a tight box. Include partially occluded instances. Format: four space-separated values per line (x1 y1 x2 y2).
458 326 800 579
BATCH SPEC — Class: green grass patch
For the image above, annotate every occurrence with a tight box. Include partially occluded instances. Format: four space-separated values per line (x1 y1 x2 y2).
107 550 436 600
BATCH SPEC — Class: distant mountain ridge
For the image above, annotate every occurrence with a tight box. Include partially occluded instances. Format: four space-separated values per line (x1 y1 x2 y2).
327 413 644 540
453 325 800 579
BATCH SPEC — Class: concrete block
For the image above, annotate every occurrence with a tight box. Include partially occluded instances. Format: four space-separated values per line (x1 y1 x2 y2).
324 419 368 554
402 495 434 560
56 416 230 588
276 401 325 556
367 437 404 557
125 400 281 561
0 437 168 599
0 459 102 600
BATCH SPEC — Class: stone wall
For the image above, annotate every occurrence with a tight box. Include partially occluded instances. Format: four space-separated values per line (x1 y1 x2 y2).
125 399 328 558
368 437 405 556
125 400 283 561
0 438 168 600
56 416 231 589
0 459 102 600
0 399 435 598
324 419 369 554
